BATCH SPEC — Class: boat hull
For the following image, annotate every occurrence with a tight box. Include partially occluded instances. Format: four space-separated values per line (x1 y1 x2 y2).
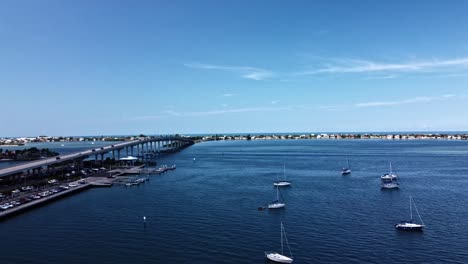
274 181 291 186
265 252 293 263
395 223 424 232
381 183 399 189
268 203 285 209
381 176 397 182
341 169 351 175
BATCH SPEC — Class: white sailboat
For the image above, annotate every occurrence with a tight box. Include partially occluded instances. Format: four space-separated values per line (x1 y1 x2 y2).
381 162 398 181
381 181 399 189
395 196 425 231
265 222 293 263
268 186 285 209
341 157 351 175
274 165 291 186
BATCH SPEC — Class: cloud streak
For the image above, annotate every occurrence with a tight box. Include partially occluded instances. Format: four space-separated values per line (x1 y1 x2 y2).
296 57 468 76
187 106 290 116
163 110 182 116
134 94 462 120
355 94 457 108
134 106 290 120
184 63 273 80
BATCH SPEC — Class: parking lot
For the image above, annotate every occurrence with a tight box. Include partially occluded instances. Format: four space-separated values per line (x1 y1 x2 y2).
0 167 110 212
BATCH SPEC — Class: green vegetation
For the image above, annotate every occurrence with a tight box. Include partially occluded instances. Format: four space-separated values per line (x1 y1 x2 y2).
0 147 59 161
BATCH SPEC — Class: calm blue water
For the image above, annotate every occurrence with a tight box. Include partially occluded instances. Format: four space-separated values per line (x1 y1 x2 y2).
1 140 468 263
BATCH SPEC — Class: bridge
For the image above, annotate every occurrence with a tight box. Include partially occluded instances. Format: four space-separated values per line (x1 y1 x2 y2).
0 136 194 180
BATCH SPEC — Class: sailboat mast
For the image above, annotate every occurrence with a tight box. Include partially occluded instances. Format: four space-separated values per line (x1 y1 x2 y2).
276 186 279 200
410 196 413 221
390 162 393 174
281 222 284 255
413 198 425 226
283 164 286 180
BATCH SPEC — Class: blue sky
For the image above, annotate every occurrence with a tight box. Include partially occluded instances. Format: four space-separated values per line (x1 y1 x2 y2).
1 0 468 136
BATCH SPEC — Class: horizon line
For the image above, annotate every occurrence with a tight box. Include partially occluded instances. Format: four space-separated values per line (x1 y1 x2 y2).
2 130 468 138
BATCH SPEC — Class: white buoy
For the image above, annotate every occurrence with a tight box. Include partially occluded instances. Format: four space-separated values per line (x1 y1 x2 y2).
143 216 146 223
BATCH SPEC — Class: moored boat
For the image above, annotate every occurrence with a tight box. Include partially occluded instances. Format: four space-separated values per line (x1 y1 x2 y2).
341 157 351 175
268 186 285 209
265 222 293 263
381 162 398 181
274 165 291 186
381 182 399 189
395 196 425 231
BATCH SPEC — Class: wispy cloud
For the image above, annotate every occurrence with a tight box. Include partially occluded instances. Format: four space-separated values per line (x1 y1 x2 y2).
364 74 397 80
134 94 463 121
187 106 290 116
296 57 468 76
355 94 457 108
271 100 279 105
221 93 235 97
163 110 182 116
134 106 290 120
317 105 349 112
184 63 273 80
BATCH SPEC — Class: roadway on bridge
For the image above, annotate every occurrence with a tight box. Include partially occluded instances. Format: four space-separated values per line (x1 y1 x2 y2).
0 138 163 178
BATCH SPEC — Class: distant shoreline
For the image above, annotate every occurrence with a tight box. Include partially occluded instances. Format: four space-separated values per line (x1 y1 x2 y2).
196 133 468 141
1 133 468 146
